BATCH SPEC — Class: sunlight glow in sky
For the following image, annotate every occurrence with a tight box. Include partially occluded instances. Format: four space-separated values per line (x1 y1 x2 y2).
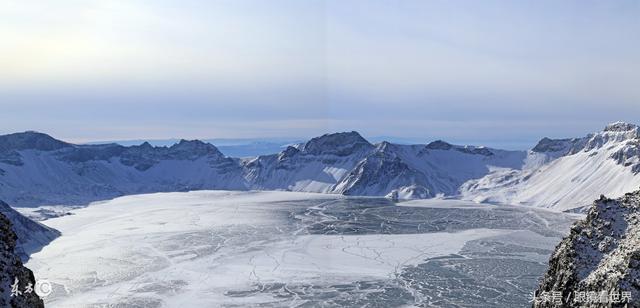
1 0 639 148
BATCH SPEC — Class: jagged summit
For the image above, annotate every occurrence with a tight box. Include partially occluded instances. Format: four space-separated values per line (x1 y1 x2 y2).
277 146 300 161
0 131 71 152
424 140 494 156
139 141 153 149
301 131 373 156
425 140 453 150
160 139 225 161
593 121 640 141
531 137 579 154
170 139 223 156
529 122 640 156
604 121 639 132
581 122 640 153
374 141 399 154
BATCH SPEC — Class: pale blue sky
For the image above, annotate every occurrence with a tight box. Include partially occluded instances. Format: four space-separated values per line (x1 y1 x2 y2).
1 0 639 148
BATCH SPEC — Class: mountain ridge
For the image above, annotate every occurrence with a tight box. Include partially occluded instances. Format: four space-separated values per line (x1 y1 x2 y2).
460 122 640 210
1 123 639 211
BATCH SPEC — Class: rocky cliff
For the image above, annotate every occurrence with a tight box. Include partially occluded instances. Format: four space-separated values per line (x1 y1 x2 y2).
534 190 640 307
0 210 45 307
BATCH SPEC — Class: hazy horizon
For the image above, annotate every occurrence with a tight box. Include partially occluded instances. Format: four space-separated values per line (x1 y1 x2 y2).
2 1 639 148
0 120 629 151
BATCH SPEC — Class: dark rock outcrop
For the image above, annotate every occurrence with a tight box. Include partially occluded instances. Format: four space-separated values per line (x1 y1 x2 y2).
0 210 45 307
534 191 640 307
0 201 60 260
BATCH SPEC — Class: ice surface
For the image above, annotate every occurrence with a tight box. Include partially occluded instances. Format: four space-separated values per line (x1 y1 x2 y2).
27 191 579 307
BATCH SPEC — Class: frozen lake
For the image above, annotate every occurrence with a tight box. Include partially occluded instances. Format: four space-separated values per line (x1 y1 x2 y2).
26 191 579 307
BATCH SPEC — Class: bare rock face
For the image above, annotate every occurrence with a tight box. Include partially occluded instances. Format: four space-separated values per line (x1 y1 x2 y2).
0 211 45 307
534 190 640 307
0 201 60 260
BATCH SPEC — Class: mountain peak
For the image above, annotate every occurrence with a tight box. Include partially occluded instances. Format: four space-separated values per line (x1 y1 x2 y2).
278 146 300 160
582 121 640 151
302 131 373 156
531 137 577 153
0 131 71 152
173 139 213 148
603 121 638 132
139 141 153 148
425 140 453 150
169 139 224 158
375 141 395 152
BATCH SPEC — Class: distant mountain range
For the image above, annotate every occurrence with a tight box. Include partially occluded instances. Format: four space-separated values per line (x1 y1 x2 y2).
85 136 441 158
1 122 639 211
85 138 304 158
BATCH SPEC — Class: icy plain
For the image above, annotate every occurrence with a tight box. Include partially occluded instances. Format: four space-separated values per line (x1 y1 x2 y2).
26 191 580 307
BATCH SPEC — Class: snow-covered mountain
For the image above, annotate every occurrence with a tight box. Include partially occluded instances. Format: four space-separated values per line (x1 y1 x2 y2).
333 139 525 199
243 132 376 193
0 131 247 207
461 122 640 210
243 132 525 199
534 191 640 307
2 122 640 211
0 130 526 208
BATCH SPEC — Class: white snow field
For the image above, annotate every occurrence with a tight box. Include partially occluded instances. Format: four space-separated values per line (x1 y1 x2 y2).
460 122 640 211
27 191 579 307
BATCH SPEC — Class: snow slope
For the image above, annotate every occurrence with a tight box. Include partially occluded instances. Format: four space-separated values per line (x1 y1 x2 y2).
461 122 640 210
